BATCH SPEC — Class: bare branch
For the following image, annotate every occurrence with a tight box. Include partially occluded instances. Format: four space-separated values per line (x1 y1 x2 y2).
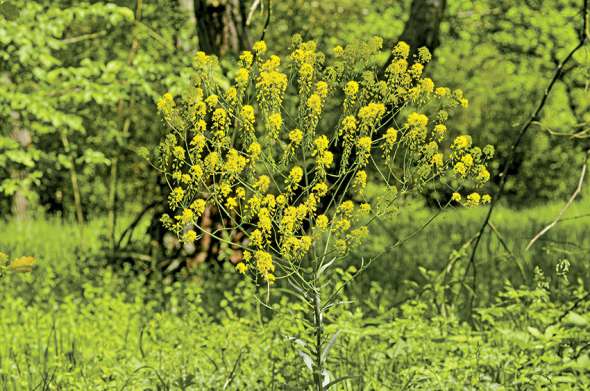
526 150 589 250
463 0 589 313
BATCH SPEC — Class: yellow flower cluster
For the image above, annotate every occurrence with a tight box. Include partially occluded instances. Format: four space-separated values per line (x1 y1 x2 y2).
154 37 493 286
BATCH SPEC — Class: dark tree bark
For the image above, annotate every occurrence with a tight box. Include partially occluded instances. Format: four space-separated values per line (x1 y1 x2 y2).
194 0 250 56
387 0 447 65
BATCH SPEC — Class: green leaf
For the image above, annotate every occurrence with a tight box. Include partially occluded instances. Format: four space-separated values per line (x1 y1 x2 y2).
563 312 588 327
0 1 19 20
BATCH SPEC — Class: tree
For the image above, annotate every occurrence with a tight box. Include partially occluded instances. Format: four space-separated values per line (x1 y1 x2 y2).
194 0 250 56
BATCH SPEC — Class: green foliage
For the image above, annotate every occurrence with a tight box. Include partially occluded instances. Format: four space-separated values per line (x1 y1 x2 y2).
1 219 589 389
349 195 590 308
0 0 194 216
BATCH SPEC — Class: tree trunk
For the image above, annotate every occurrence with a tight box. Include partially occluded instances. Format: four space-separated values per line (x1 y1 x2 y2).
194 0 250 56
400 0 446 55
383 0 446 67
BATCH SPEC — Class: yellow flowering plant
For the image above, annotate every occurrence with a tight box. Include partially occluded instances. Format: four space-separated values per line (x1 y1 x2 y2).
0 252 36 278
154 37 492 388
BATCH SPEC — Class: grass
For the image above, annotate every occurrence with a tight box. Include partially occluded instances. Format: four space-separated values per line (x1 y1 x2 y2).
0 199 589 389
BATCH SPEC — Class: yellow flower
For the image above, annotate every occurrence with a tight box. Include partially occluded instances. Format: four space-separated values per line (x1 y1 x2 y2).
407 112 428 128
358 103 386 125
289 129 303 145
353 170 367 191
435 87 450 97
268 112 282 135
189 165 203 181
212 108 227 129
388 59 408 74
482 194 492 204
253 40 267 54
224 148 247 175
316 81 328 98
316 151 333 168
205 94 219 107
344 81 359 96
453 135 471 150
384 128 398 145
226 197 238 210
289 166 304 183
191 133 206 151
276 194 287 206
181 208 194 224
262 55 281 71
451 192 461 202
417 47 432 63
454 162 467 177
191 199 206 215
335 218 351 232
258 208 272 233
243 250 252 262
9 256 35 273
410 63 424 77
255 175 271 192
157 92 174 112
173 146 185 160
183 230 197 243
357 136 372 153
235 67 250 86
433 124 447 140
432 153 443 168
421 78 434 93
314 135 329 152
466 192 481 207
236 262 249 274
194 51 208 66
255 250 275 278
477 166 491 183
264 194 276 209
338 200 354 216
169 187 184 207
393 41 410 59
239 50 253 67
341 116 357 134
307 93 322 113
248 142 262 161
461 154 474 168
250 228 264 247
219 182 232 197
313 182 329 197
241 105 255 124
204 151 220 170
316 214 329 230
359 203 371 214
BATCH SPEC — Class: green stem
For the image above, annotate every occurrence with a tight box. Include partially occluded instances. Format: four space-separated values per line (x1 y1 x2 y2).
313 281 323 390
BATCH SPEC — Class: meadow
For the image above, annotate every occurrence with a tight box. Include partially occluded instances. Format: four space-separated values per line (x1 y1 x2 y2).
1 198 589 389
1 0 590 389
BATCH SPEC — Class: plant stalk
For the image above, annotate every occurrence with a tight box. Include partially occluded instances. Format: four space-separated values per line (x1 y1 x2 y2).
313 284 323 390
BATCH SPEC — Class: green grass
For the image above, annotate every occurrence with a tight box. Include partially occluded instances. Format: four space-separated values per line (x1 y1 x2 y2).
0 201 589 389
352 196 590 306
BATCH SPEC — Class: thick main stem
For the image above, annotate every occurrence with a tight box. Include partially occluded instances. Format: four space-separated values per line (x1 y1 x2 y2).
313 285 323 391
